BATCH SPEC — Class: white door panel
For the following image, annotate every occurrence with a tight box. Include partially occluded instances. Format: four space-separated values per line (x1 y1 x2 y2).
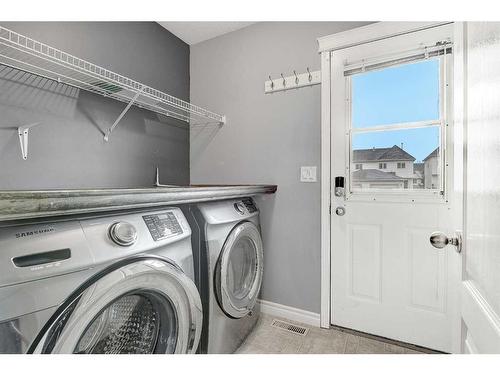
332 203 454 350
347 223 381 302
460 22 500 353
330 23 462 353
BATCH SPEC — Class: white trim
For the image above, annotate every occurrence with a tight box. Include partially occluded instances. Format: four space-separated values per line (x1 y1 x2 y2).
454 21 468 355
345 191 446 204
343 42 452 75
258 299 321 328
461 281 500 353
351 120 442 134
317 22 452 53
320 50 332 329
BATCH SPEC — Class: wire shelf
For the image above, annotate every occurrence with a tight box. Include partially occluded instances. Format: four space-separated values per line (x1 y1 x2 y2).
0 26 226 134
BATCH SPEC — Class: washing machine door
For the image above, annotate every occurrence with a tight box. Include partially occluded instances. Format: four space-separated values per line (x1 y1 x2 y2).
215 221 264 319
28 256 202 354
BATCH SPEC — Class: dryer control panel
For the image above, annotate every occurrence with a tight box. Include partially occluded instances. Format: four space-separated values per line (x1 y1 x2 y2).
143 212 183 241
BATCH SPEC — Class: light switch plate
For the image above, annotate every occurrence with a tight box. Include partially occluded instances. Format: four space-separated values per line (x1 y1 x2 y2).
300 166 317 182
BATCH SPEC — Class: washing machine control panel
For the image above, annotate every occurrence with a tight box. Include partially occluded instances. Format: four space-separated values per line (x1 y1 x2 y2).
142 211 183 241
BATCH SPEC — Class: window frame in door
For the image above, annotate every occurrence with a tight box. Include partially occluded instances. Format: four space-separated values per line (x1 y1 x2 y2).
344 50 452 203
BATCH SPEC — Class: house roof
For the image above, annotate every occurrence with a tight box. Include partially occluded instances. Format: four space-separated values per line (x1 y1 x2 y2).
424 147 439 161
353 145 416 162
352 169 406 181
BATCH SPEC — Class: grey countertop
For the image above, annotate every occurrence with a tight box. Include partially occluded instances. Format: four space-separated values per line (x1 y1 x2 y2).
0 185 277 222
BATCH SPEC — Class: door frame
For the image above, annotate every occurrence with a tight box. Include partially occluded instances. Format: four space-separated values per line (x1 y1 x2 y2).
317 21 465 346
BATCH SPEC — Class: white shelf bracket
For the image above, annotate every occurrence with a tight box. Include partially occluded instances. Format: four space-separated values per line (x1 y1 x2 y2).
18 123 41 160
104 88 144 142
154 167 179 187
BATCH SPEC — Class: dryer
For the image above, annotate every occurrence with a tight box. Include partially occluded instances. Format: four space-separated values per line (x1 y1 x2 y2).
185 198 264 354
0 208 202 354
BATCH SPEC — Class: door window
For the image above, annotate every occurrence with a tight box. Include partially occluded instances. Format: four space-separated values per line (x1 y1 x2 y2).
348 57 447 194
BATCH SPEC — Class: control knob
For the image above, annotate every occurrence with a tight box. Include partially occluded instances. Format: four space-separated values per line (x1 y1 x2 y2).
109 222 138 246
234 202 246 214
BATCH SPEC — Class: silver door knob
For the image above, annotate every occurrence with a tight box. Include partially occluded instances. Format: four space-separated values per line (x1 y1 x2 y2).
429 231 462 253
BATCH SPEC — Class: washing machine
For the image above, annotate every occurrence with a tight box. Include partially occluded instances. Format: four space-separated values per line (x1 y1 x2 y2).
0 207 202 354
185 197 264 354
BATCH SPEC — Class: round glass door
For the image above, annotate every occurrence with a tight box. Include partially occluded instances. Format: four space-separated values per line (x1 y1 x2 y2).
215 222 263 318
30 257 202 354
73 291 177 354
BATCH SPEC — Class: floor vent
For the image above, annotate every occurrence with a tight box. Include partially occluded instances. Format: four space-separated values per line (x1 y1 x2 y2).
271 319 309 336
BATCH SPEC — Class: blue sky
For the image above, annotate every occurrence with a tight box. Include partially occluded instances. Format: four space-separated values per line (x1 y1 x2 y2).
351 59 440 162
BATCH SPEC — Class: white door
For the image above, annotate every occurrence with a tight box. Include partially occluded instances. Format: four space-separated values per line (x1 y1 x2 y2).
330 24 463 353
460 22 500 354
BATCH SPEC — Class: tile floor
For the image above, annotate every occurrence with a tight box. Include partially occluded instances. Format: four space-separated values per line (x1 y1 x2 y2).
236 313 430 354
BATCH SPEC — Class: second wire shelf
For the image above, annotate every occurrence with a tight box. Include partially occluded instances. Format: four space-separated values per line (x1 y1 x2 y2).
0 25 226 142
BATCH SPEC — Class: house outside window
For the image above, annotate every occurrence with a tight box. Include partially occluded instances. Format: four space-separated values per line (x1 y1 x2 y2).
355 163 363 170
351 145 415 190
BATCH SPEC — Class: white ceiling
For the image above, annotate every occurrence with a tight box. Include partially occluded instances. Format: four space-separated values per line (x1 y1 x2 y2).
157 22 255 45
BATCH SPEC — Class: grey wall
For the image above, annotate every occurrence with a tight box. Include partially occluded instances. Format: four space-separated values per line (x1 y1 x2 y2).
0 22 190 189
190 22 371 313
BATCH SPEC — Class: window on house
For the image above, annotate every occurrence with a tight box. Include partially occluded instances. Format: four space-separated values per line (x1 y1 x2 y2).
349 55 448 194
355 164 363 170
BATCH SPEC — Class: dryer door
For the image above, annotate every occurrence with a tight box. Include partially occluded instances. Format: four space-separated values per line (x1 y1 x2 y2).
28 256 202 354
215 222 264 318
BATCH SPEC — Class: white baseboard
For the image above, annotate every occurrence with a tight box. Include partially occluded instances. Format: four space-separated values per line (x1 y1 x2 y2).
258 299 321 327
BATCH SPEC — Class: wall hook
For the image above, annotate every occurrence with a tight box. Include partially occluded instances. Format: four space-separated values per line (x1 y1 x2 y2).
307 67 312 82
293 70 299 85
281 73 286 87
18 122 41 160
269 75 274 90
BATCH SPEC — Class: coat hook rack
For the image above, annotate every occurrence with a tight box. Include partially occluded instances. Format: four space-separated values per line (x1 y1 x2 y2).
18 123 41 160
265 67 321 93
